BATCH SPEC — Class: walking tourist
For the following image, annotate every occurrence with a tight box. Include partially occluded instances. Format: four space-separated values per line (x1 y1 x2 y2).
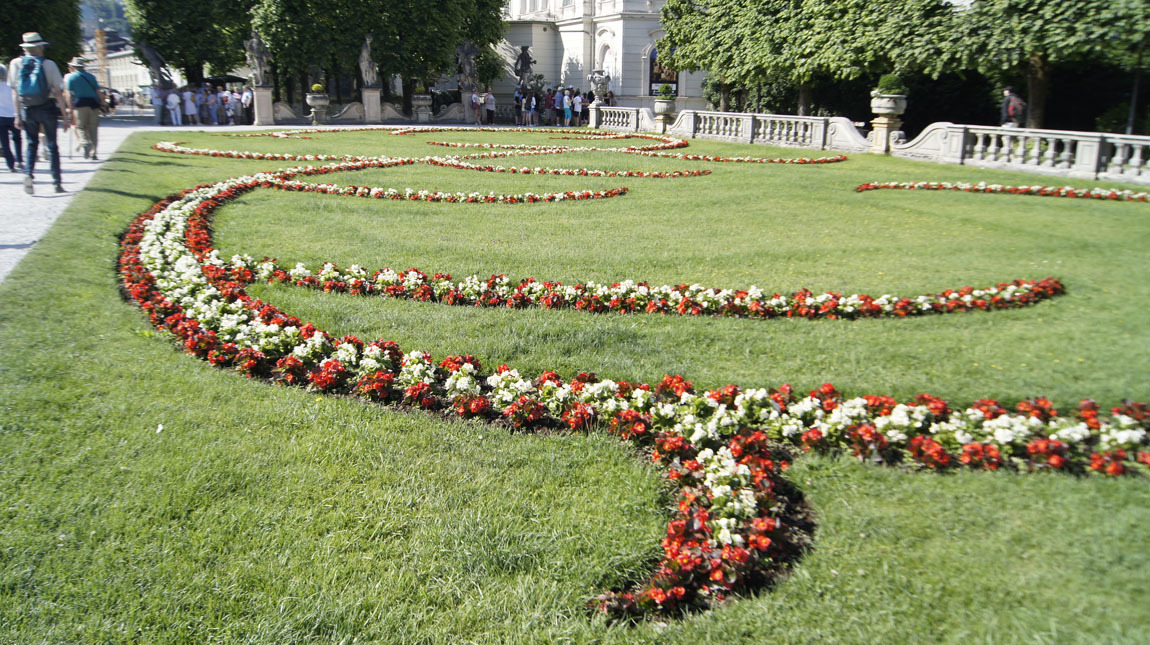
63 56 104 160
9 31 67 194
0 65 20 172
484 87 495 125
554 87 564 125
471 88 482 125
572 89 582 126
513 86 522 126
563 89 572 127
1001 86 1027 128
544 88 555 125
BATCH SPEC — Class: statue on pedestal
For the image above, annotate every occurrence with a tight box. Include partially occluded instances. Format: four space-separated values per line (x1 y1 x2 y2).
512 46 535 85
359 34 380 88
244 32 271 87
456 40 479 92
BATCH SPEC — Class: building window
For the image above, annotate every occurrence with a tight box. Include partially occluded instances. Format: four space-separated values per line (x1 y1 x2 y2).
649 48 678 96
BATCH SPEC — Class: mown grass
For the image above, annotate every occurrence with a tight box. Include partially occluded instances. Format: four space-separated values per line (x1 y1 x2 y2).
0 127 1147 643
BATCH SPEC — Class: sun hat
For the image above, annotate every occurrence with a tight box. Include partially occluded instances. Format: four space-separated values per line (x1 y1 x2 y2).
20 32 50 48
67 56 87 68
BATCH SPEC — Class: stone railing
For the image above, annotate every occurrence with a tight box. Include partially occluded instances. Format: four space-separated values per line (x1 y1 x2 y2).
595 106 641 131
663 110 870 152
892 124 1150 184
593 105 1149 185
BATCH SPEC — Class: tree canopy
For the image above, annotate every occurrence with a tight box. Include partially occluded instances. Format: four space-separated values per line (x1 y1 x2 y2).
1 0 82 68
123 0 253 84
659 0 953 114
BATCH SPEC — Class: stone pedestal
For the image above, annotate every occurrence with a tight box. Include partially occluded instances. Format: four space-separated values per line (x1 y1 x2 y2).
412 94 433 124
362 88 381 123
253 87 275 126
589 105 600 128
870 115 902 154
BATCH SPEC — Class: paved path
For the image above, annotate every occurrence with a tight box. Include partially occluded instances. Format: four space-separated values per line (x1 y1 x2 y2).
0 112 289 283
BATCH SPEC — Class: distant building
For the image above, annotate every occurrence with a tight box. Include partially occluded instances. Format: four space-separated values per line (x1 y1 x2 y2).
499 0 707 109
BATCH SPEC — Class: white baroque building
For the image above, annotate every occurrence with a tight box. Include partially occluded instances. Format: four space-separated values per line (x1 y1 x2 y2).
498 0 707 109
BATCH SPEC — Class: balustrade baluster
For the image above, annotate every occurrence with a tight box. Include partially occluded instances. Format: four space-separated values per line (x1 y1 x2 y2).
1129 144 1145 177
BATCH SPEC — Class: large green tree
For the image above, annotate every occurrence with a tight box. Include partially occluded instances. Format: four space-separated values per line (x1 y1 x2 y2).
1 0 82 69
943 0 1118 128
123 0 253 84
252 0 503 109
660 0 953 115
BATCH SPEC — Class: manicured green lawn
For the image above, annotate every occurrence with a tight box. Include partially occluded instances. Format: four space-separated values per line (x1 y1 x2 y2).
1 127 1147 643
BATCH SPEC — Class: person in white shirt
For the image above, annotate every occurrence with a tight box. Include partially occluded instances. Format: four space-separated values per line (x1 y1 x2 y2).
241 85 254 125
572 91 582 127
166 87 182 125
0 65 20 172
471 90 481 126
484 89 495 125
182 86 198 124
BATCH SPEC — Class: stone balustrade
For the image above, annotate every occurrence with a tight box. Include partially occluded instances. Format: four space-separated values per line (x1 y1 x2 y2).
893 124 1150 184
593 105 1150 185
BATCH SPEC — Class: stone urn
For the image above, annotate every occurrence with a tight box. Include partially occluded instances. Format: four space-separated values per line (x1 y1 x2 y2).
305 93 330 124
411 93 433 123
869 94 907 116
654 98 677 117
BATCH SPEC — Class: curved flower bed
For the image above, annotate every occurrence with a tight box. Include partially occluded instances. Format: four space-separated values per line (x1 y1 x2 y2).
118 151 1148 620
214 126 845 164
249 258 1064 321
153 141 710 179
856 181 1150 202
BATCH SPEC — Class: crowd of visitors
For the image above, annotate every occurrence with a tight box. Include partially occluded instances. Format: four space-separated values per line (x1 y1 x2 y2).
151 83 253 126
471 85 611 127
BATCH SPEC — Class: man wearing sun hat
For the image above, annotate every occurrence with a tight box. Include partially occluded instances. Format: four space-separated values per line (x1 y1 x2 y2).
64 56 104 160
8 31 68 194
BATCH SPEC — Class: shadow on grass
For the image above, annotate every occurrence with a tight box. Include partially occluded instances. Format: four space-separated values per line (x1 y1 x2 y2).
87 186 163 202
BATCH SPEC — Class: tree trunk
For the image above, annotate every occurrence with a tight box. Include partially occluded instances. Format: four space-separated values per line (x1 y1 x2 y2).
1026 53 1050 129
797 81 813 116
718 83 730 112
183 63 204 86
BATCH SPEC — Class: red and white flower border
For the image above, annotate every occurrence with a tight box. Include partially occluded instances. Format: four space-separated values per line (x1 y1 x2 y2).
213 125 849 164
856 180 1150 202
249 258 1065 322
119 157 1148 620
153 141 712 179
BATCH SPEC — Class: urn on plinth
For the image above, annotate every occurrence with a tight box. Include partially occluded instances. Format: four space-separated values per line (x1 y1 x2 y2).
306 86 330 125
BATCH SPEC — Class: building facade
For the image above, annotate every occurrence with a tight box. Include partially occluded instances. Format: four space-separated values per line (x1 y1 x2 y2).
499 0 707 110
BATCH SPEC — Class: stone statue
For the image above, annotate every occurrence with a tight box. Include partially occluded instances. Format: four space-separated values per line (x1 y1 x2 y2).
136 40 174 89
512 46 535 85
588 69 611 105
456 40 479 92
359 34 379 88
244 31 272 87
